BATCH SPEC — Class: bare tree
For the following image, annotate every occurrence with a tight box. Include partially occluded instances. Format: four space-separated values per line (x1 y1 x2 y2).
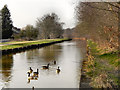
75 2 119 50
36 13 63 39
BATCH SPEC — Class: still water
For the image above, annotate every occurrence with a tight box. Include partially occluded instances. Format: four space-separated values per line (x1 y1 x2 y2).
0 41 82 88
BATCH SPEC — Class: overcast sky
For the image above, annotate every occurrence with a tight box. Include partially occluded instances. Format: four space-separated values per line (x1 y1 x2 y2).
0 0 80 29
1 0 118 29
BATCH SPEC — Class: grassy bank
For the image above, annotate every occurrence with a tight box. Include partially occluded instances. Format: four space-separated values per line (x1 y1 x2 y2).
0 39 69 50
81 39 119 88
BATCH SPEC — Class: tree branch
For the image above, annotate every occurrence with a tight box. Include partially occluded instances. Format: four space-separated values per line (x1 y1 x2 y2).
106 2 120 9
83 3 119 14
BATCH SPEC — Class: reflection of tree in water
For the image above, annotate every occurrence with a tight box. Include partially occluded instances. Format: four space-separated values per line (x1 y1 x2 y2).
26 45 62 62
0 54 13 82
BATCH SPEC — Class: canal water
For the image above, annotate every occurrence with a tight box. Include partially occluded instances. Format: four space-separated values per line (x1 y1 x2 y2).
0 41 83 88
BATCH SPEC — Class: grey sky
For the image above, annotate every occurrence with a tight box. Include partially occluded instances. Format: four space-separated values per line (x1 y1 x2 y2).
0 0 79 29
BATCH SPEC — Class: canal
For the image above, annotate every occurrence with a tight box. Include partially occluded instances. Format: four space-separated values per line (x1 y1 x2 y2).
0 41 83 88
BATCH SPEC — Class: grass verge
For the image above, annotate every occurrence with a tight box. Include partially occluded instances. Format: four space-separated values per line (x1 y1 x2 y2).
0 39 68 50
82 39 119 88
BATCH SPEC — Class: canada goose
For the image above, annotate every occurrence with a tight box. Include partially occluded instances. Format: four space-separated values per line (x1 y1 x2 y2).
27 72 31 77
42 63 50 69
54 60 56 65
27 76 34 83
34 75 38 80
33 69 39 77
28 75 34 80
56 66 60 74
28 67 33 74
27 79 30 83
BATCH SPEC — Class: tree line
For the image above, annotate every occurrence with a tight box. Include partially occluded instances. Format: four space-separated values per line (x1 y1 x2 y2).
0 5 64 40
74 2 119 51
74 2 120 88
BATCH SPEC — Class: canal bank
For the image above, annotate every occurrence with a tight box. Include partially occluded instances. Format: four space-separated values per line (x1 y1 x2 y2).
1 39 72 55
73 39 91 88
79 39 119 88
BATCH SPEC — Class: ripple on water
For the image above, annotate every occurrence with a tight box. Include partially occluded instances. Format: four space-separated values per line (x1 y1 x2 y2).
0 80 4 89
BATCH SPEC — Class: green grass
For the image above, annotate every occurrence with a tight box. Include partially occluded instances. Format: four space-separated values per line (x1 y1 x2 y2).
0 39 68 50
87 40 119 66
85 39 119 88
99 52 120 66
0 41 20 44
87 40 101 56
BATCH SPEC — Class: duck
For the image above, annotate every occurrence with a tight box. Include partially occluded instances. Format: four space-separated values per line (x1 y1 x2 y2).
53 60 56 65
28 67 33 74
33 69 39 77
56 66 60 74
42 63 50 69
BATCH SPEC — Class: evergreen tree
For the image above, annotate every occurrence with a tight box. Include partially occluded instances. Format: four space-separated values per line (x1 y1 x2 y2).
1 5 13 39
0 12 2 39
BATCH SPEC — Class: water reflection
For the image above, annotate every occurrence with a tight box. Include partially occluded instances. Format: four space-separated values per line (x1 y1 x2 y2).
26 45 62 63
0 54 13 88
1 55 13 80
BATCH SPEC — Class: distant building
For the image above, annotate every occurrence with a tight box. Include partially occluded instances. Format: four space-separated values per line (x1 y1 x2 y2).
11 26 21 39
12 26 21 34
63 28 73 39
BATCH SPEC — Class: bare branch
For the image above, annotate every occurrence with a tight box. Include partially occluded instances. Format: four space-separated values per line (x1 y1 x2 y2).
106 2 120 9
83 3 119 14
